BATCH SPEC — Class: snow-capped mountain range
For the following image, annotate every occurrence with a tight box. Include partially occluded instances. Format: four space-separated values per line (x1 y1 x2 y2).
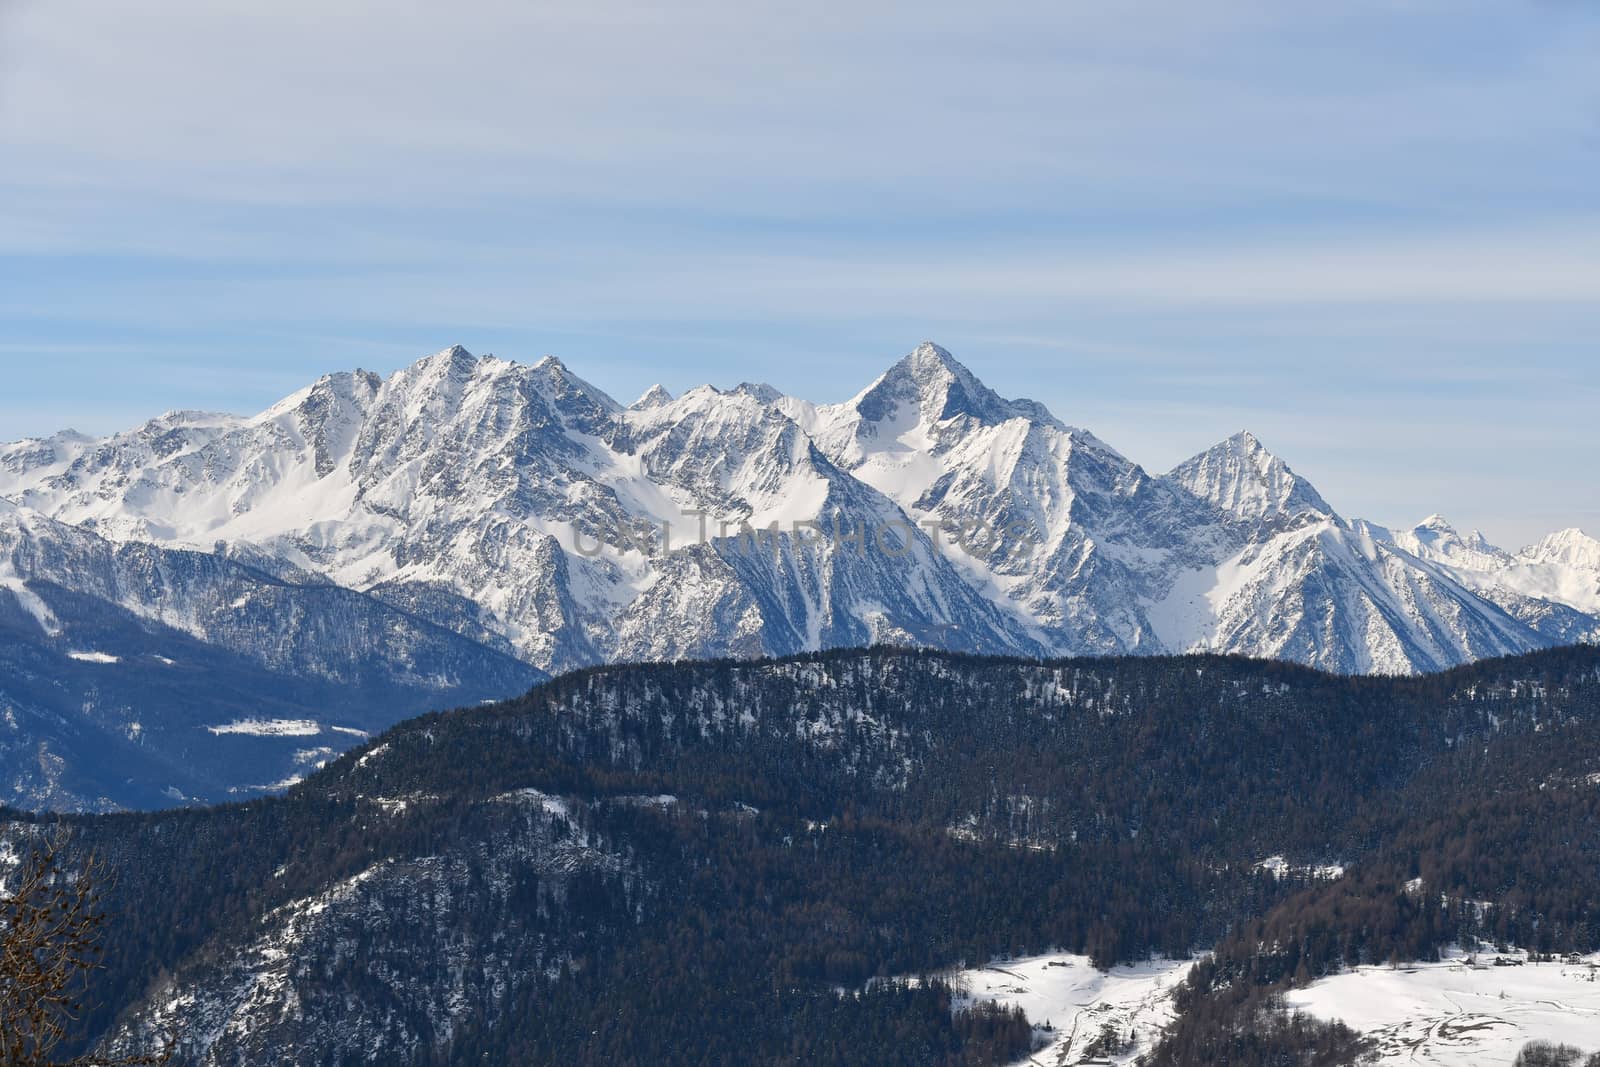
3 343 1595 685
0 495 541 809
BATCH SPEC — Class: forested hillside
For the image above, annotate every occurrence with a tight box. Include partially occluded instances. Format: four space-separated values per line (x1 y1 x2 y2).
5 645 1600 1064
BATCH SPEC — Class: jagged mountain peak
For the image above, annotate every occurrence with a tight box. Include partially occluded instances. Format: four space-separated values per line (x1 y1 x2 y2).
259 366 382 420
407 345 534 382
402 346 542 388
1409 514 1498 553
853 341 1018 429
1168 430 1333 523
1413 512 1459 536
1385 513 1509 571
630 384 674 410
523 354 623 416
904 339 964 375
391 346 622 418
3 339 1592 692
645 380 783 417
531 354 598 388
1212 430 1278 463
1521 527 1600 569
731 381 782 404
1224 429 1268 453
412 343 482 377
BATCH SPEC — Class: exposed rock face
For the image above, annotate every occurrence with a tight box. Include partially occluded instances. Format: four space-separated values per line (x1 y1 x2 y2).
3 340 1596 806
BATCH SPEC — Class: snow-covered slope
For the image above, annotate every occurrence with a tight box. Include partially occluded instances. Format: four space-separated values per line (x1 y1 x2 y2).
2 342 1593 682
0 348 1041 673
1512 528 1600 616
0 499 542 809
789 345 1227 657
0 500 533 690
1286 950 1600 1066
100 790 630 1066
938 952 1193 1066
1167 429 1333 525
1366 516 1600 646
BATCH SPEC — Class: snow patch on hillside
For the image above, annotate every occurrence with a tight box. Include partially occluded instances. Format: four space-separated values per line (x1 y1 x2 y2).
941 952 1194 1065
1286 950 1600 1065
1255 855 1347 880
0 576 62 636
205 719 322 737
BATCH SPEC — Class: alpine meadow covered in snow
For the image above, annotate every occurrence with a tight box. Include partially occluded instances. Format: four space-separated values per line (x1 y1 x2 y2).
4 1 1600 1064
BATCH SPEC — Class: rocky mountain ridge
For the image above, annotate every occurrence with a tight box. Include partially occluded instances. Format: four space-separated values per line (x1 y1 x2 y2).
5 342 1590 677
2 342 1596 805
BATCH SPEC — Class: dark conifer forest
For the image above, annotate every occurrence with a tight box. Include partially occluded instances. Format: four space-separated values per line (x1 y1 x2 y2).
6 644 1600 1064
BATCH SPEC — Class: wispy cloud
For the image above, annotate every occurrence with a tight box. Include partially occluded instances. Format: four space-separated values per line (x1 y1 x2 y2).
0 0 1596 546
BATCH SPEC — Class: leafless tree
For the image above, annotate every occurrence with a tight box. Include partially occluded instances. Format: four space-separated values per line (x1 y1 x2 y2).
0 834 171 1067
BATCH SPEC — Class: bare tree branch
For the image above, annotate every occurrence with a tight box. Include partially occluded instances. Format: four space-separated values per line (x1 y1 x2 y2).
0 833 172 1067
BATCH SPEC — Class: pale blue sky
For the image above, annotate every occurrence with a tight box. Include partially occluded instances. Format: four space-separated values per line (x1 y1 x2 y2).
1 0 1596 546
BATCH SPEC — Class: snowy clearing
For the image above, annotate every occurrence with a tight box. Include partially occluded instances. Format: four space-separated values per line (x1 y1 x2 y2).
938 952 1193 1065
224 774 306 794
1286 949 1600 1066
492 788 571 819
1255 854 1346 880
205 719 322 737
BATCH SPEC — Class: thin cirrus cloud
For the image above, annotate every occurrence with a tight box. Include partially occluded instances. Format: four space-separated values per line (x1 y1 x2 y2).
0 0 1596 548
3 0 1594 209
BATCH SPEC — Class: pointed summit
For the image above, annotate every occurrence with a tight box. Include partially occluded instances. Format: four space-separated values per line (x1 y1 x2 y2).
904 340 965 375
415 344 479 376
523 353 622 417
1389 513 1508 569
630 384 673 411
1416 513 1455 532
1168 431 1333 522
1408 514 1473 553
854 342 1017 428
408 347 527 385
